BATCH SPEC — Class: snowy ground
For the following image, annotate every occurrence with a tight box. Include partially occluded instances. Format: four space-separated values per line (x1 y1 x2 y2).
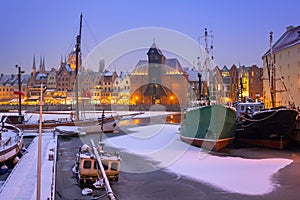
105 124 292 195
0 132 56 200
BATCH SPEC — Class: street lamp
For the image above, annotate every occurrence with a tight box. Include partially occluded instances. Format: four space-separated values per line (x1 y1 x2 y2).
15 65 25 116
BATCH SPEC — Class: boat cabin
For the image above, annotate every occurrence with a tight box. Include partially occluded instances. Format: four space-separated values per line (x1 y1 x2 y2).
236 102 264 117
77 153 120 185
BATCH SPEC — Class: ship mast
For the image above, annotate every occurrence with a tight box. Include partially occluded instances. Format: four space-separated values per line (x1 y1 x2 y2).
269 32 276 108
75 13 82 120
203 28 213 105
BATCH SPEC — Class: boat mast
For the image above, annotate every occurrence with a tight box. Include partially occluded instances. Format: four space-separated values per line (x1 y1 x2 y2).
75 13 82 120
204 28 213 105
269 32 276 108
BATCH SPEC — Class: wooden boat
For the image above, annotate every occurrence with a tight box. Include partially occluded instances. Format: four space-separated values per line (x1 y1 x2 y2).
236 107 298 149
180 104 236 151
0 123 23 173
73 144 121 186
179 28 236 151
235 33 299 149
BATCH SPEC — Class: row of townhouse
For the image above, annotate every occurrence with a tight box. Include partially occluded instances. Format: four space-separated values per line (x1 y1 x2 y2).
0 43 265 108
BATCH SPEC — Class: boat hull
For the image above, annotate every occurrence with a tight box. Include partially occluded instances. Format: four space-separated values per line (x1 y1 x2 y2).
180 104 236 151
180 135 235 151
0 124 23 164
236 108 298 139
236 108 299 149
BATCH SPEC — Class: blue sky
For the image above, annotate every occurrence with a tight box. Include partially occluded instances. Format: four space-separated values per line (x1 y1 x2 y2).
0 0 299 74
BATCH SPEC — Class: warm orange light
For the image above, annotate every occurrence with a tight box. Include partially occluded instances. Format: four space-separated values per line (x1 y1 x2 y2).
170 96 174 100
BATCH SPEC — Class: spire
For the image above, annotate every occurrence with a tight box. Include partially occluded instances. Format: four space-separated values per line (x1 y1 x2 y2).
33 55 36 70
32 55 36 75
42 56 45 72
39 56 43 72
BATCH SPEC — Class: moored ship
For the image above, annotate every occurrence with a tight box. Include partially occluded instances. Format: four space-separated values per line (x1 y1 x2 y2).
179 29 236 151
180 104 236 151
235 32 299 149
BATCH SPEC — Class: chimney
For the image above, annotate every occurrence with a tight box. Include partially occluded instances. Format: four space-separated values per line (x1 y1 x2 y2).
11 74 14 80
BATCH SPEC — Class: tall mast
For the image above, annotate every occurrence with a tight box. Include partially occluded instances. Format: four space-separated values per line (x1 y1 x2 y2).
204 28 213 105
75 13 82 120
269 32 276 108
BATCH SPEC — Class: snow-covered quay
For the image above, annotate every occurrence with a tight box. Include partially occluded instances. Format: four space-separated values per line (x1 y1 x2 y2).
0 132 56 200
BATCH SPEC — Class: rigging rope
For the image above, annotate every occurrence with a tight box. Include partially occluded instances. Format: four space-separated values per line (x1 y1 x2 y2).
237 108 279 123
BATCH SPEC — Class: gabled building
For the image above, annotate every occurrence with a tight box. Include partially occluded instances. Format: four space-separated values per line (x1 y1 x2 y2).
130 42 188 109
217 64 262 103
0 73 30 103
112 71 130 105
262 25 300 108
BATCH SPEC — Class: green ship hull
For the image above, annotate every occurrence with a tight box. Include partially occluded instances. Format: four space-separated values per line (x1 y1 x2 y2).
180 104 236 151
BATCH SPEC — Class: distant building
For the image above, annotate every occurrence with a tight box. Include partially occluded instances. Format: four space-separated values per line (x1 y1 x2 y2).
262 25 300 108
130 42 188 109
248 65 263 101
220 66 231 102
67 51 81 71
217 64 263 103
112 71 130 105
0 73 30 103
229 64 239 102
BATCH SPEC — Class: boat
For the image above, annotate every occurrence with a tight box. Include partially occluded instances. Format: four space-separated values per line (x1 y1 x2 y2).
73 143 121 186
235 32 299 149
0 122 23 173
236 106 298 149
180 104 236 151
179 29 237 151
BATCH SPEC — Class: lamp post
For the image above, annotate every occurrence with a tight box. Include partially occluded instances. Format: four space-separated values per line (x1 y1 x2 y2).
16 65 24 116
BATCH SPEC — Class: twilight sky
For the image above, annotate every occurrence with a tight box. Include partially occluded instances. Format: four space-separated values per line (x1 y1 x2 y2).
0 0 299 74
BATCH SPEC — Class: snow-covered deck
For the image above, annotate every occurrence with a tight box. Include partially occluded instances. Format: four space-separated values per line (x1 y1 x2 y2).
0 132 56 200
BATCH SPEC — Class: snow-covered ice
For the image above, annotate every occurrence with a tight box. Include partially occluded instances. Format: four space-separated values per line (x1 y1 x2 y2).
106 124 292 195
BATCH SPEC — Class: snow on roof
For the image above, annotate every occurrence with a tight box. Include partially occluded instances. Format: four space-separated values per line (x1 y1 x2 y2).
263 25 300 57
36 73 48 80
186 68 199 82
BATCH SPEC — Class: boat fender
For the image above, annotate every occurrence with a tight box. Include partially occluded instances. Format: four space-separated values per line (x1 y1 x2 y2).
13 156 20 165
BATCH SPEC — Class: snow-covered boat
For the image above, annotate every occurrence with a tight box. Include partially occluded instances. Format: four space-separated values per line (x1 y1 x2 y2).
0 122 23 172
73 144 121 186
